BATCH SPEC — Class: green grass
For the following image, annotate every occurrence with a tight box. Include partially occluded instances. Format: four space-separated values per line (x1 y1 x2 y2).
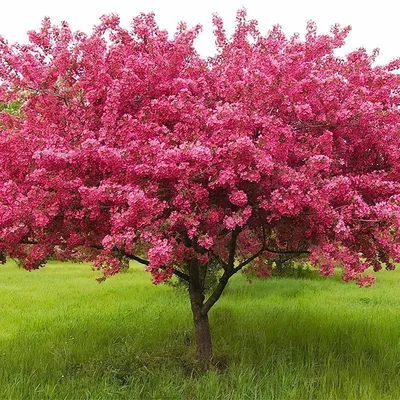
1 261 400 399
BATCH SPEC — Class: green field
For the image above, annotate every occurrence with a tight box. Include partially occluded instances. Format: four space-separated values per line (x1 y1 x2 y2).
1 261 400 399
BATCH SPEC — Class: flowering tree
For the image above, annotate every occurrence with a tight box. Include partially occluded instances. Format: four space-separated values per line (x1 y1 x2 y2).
1 11 400 364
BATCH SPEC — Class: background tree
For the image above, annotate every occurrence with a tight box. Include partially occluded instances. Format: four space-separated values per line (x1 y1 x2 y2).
1 11 400 365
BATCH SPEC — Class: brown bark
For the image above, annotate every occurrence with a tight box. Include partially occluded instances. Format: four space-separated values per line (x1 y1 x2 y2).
188 260 213 365
190 297 212 364
276 257 284 275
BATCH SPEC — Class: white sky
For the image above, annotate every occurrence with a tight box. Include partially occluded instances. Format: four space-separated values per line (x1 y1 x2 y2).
0 0 399 64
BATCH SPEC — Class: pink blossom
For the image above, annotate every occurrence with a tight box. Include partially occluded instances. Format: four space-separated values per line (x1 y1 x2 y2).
0 11 399 289
357 275 376 288
148 239 173 268
229 190 248 206
198 235 214 249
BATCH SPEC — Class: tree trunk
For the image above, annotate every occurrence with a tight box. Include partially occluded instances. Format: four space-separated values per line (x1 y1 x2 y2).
188 260 212 365
190 296 212 365
276 258 284 275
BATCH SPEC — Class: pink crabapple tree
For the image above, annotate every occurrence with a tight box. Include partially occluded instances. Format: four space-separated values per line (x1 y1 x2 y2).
1 10 400 364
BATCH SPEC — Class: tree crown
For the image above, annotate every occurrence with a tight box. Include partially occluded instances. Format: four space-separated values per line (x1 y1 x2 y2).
1 11 400 286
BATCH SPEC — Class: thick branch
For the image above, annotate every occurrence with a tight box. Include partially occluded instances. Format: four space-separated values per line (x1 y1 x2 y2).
172 269 190 282
126 253 149 266
121 252 190 283
201 271 229 316
20 240 190 282
227 229 239 271
233 248 265 274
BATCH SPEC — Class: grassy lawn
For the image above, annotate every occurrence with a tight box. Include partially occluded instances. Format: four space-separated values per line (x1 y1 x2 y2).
1 261 400 399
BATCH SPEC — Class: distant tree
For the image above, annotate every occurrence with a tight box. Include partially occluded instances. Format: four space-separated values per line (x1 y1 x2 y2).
1 11 400 365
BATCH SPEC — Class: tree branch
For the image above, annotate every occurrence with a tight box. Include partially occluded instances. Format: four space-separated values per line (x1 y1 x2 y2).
118 251 190 283
201 271 229 316
20 240 190 282
126 253 149 266
232 248 265 274
264 248 310 255
201 228 239 315
227 229 239 271
209 249 228 270
172 269 190 283
232 247 309 275
201 216 309 315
